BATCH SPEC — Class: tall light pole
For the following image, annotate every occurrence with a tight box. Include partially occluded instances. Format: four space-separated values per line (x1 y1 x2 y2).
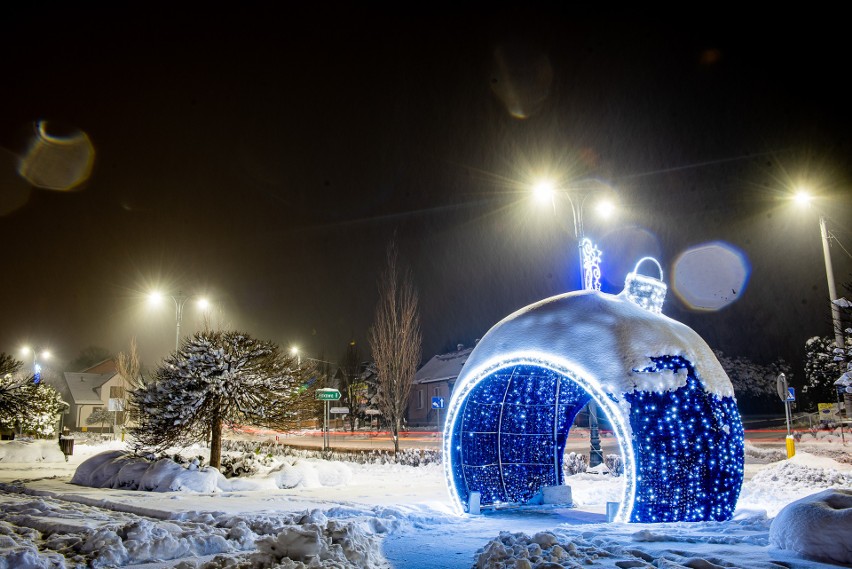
534 178 616 468
149 291 210 352
794 192 845 352
20 346 50 384
534 179 615 291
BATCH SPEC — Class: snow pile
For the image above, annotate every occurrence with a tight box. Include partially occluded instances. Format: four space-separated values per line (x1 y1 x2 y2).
70 451 222 492
171 510 388 568
271 459 352 489
0 440 65 463
0 496 240 567
749 454 852 490
0 516 66 568
743 441 787 463
799 428 847 444
770 489 852 565
475 515 775 569
70 451 354 493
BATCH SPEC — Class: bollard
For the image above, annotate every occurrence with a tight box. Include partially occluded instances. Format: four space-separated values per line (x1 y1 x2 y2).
469 491 481 515
606 502 619 522
786 435 796 459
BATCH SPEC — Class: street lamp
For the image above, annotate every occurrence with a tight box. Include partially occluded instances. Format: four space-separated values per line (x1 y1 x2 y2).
148 291 210 352
290 346 301 366
793 191 845 352
534 178 616 468
20 346 50 384
533 179 616 291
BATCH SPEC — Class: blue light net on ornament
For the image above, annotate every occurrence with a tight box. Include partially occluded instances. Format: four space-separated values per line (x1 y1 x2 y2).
625 355 744 522
448 365 590 509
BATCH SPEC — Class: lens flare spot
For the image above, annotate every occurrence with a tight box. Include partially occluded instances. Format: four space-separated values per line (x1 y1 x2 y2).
490 42 553 119
18 120 94 191
672 242 750 311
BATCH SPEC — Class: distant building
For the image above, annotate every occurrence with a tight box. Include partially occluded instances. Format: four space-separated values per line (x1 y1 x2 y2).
407 344 473 427
59 359 128 432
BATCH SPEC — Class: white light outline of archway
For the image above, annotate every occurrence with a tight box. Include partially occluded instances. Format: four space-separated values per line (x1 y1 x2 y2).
442 350 636 522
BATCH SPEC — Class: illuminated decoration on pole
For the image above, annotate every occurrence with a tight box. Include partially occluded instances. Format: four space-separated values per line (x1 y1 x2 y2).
624 257 667 314
442 263 744 523
580 238 602 291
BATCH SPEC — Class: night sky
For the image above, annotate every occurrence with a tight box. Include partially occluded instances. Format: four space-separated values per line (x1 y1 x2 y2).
2 9 851 379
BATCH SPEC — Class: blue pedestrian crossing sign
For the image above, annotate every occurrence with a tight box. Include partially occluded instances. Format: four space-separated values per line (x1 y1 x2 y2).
786 387 796 402
432 397 445 409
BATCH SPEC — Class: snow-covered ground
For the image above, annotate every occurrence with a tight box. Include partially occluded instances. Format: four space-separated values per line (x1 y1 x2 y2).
0 437 851 568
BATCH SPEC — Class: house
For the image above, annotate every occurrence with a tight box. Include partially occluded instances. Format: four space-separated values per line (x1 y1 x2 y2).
60 359 128 432
407 344 473 427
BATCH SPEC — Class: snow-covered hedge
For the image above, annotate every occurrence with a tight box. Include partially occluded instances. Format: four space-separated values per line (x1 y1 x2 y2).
220 439 441 468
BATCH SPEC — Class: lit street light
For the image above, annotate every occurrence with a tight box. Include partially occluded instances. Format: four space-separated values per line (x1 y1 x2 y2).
20 345 50 384
534 178 617 468
148 291 210 352
290 346 301 366
533 178 616 291
793 191 845 352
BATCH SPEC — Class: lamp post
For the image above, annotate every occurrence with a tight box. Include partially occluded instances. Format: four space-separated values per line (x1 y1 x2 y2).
534 179 615 291
794 192 845 353
20 346 50 384
534 179 615 468
149 292 210 352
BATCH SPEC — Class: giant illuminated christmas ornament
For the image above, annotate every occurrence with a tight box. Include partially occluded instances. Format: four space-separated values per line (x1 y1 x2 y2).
442 257 744 523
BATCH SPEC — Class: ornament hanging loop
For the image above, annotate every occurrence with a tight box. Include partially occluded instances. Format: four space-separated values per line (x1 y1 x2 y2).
624 257 667 314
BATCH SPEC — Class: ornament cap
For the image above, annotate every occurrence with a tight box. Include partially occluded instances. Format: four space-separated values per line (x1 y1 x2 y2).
624 257 667 313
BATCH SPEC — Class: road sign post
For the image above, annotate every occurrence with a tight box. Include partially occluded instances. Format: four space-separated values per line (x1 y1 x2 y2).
431 396 444 430
777 373 795 458
316 389 342 451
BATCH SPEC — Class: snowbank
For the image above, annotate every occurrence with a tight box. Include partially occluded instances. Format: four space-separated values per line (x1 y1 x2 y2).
770 489 852 565
0 439 65 463
70 452 354 493
71 451 224 492
270 459 353 489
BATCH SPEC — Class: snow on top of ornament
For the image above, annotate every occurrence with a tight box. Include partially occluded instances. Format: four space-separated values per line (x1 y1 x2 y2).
459 289 733 398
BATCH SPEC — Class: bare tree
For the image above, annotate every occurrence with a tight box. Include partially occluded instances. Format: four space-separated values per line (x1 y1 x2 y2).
340 340 363 432
115 337 143 435
369 239 422 453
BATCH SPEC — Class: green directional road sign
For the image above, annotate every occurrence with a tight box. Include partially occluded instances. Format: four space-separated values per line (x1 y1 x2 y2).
315 388 341 401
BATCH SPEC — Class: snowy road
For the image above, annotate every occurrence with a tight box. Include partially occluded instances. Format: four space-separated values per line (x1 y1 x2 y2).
1 439 851 568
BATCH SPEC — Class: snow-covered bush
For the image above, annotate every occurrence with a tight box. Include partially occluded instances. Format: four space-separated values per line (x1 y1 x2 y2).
562 452 587 476
220 452 273 478
604 453 624 476
744 442 787 463
220 439 442 467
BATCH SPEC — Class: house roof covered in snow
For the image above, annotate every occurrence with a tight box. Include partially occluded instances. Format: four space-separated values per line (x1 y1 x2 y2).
63 372 116 405
414 346 473 385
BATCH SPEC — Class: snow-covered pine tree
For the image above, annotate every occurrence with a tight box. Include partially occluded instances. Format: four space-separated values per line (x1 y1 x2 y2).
128 330 316 469
0 353 65 437
803 334 852 406
86 407 113 433
713 350 792 398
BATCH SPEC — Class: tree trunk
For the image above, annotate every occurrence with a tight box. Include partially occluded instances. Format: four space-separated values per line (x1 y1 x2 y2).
210 416 223 469
392 418 400 454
